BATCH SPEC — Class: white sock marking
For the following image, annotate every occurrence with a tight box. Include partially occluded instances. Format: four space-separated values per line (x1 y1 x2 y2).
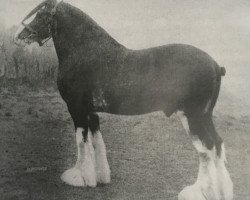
61 127 97 187
177 111 190 135
93 131 111 184
75 127 83 164
216 143 233 200
196 150 219 200
176 112 233 200
179 140 220 200
60 168 84 187
78 132 97 187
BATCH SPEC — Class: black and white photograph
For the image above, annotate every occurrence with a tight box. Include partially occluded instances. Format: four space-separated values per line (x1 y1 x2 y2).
0 0 249 199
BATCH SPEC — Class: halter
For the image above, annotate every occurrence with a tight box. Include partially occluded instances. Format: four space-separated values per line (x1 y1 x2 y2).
20 0 63 46
20 21 39 44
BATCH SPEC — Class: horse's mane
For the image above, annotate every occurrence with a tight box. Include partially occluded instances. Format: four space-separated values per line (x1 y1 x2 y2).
57 2 122 48
62 3 99 28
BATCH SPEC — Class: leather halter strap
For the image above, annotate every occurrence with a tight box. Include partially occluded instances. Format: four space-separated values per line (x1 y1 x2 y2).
21 22 37 35
21 0 63 46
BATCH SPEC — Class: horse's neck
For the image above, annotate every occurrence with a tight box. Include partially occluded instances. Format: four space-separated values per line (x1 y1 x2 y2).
52 3 125 66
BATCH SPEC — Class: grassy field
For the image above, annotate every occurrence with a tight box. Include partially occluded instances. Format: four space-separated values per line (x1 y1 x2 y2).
0 88 249 200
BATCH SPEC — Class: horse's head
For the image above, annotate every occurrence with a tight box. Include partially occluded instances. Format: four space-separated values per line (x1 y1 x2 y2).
14 0 62 46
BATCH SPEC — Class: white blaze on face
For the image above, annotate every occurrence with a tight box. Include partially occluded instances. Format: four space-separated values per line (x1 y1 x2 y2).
14 23 25 43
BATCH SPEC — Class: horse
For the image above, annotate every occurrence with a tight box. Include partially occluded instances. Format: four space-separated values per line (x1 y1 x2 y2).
14 0 233 199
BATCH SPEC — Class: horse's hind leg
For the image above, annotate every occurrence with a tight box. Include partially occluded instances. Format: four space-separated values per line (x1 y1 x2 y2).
177 111 233 200
207 117 233 200
216 142 233 200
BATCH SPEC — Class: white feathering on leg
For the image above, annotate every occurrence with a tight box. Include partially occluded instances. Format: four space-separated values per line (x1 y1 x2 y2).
178 140 220 200
196 148 220 200
61 128 97 187
93 131 111 184
216 143 233 200
177 111 190 135
60 167 85 187
78 130 97 187
75 128 83 165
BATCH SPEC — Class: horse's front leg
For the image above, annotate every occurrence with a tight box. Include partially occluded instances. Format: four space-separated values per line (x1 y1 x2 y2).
61 107 97 187
89 113 111 184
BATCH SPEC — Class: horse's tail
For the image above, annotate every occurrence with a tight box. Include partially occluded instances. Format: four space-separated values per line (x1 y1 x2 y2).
206 65 226 114
220 66 226 76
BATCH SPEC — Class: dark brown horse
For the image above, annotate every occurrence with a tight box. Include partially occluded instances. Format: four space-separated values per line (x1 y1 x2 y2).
14 0 233 199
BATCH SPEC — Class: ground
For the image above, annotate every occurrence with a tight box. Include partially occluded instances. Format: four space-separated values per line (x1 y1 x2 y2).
0 88 249 200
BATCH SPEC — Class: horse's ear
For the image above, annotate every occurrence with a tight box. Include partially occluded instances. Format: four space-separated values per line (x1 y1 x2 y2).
45 0 57 10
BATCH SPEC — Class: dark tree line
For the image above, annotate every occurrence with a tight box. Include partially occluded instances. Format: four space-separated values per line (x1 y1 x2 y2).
0 26 58 88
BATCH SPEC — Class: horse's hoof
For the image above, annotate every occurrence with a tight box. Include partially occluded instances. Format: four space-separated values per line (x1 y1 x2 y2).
95 152 111 184
178 185 207 200
217 162 233 200
61 168 85 187
96 165 111 184
219 175 233 200
220 181 233 200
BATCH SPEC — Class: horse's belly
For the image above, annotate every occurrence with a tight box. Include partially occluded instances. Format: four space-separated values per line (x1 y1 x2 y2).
101 94 178 116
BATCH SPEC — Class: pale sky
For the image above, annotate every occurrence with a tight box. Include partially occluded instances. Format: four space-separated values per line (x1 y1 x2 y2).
1 0 250 50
